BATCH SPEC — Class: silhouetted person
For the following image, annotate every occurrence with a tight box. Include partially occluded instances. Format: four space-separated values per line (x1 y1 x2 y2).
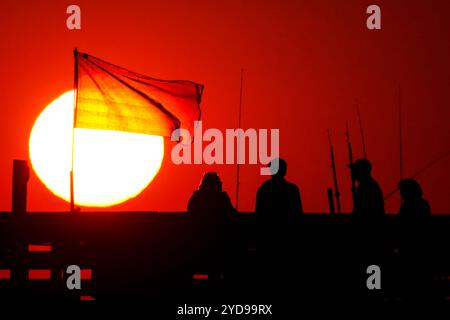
188 172 236 224
255 158 303 296
399 178 431 223
187 172 236 290
256 158 303 226
349 159 385 300
397 178 431 301
350 158 385 220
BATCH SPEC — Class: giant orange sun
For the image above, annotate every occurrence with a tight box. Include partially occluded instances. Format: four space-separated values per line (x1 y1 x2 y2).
29 90 164 207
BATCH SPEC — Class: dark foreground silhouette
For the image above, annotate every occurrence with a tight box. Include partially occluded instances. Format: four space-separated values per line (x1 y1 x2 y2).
1 211 450 305
1 160 449 308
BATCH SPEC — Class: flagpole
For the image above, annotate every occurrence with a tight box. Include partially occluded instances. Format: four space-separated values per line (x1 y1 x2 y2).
70 48 78 213
235 68 244 212
398 85 403 181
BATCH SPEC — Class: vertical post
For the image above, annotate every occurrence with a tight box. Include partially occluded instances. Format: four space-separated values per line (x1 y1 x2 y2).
70 48 79 213
327 188 335 214
235 68 244 212
12 160 29 292
12 160 29 215
327 129 341 214
345 122 356 211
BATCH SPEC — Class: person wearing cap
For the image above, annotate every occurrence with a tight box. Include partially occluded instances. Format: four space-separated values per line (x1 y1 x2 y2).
349 158 385 220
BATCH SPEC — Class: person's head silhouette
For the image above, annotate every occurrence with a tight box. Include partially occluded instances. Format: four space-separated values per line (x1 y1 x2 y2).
199 172 222 192
399 178 423 202
349 158 371 182
269 158 287 179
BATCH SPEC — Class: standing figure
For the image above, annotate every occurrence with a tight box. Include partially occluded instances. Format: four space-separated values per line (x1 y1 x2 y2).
256 158 303 227
255 158 303 296
350 158 385 220
188 172 236 288
397 178 431 301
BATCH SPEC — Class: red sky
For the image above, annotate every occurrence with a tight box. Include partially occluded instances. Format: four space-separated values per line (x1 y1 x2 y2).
1 0 449 213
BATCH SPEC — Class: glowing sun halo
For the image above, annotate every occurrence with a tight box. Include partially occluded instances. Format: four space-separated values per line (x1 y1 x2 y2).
29 90 164 207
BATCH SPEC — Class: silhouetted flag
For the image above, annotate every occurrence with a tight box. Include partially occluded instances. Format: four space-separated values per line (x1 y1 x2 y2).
74 51 203 137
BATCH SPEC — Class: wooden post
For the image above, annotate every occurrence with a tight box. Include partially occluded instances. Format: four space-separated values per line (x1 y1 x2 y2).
12 160 29 215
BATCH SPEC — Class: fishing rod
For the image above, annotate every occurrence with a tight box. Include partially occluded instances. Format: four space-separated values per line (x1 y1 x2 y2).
384 149 450 200
327 129 341 213
235 68 244 212
345 122 356 208
327 188 335 214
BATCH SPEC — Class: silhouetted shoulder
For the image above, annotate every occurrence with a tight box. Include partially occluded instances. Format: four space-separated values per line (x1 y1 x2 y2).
188 192 236 221
187 190 202 212
367 177 383 192
220 191 236 213
259 179 272 189
399 199 431 221
423 199 431 214
286 181 300 192
258 179 298 191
